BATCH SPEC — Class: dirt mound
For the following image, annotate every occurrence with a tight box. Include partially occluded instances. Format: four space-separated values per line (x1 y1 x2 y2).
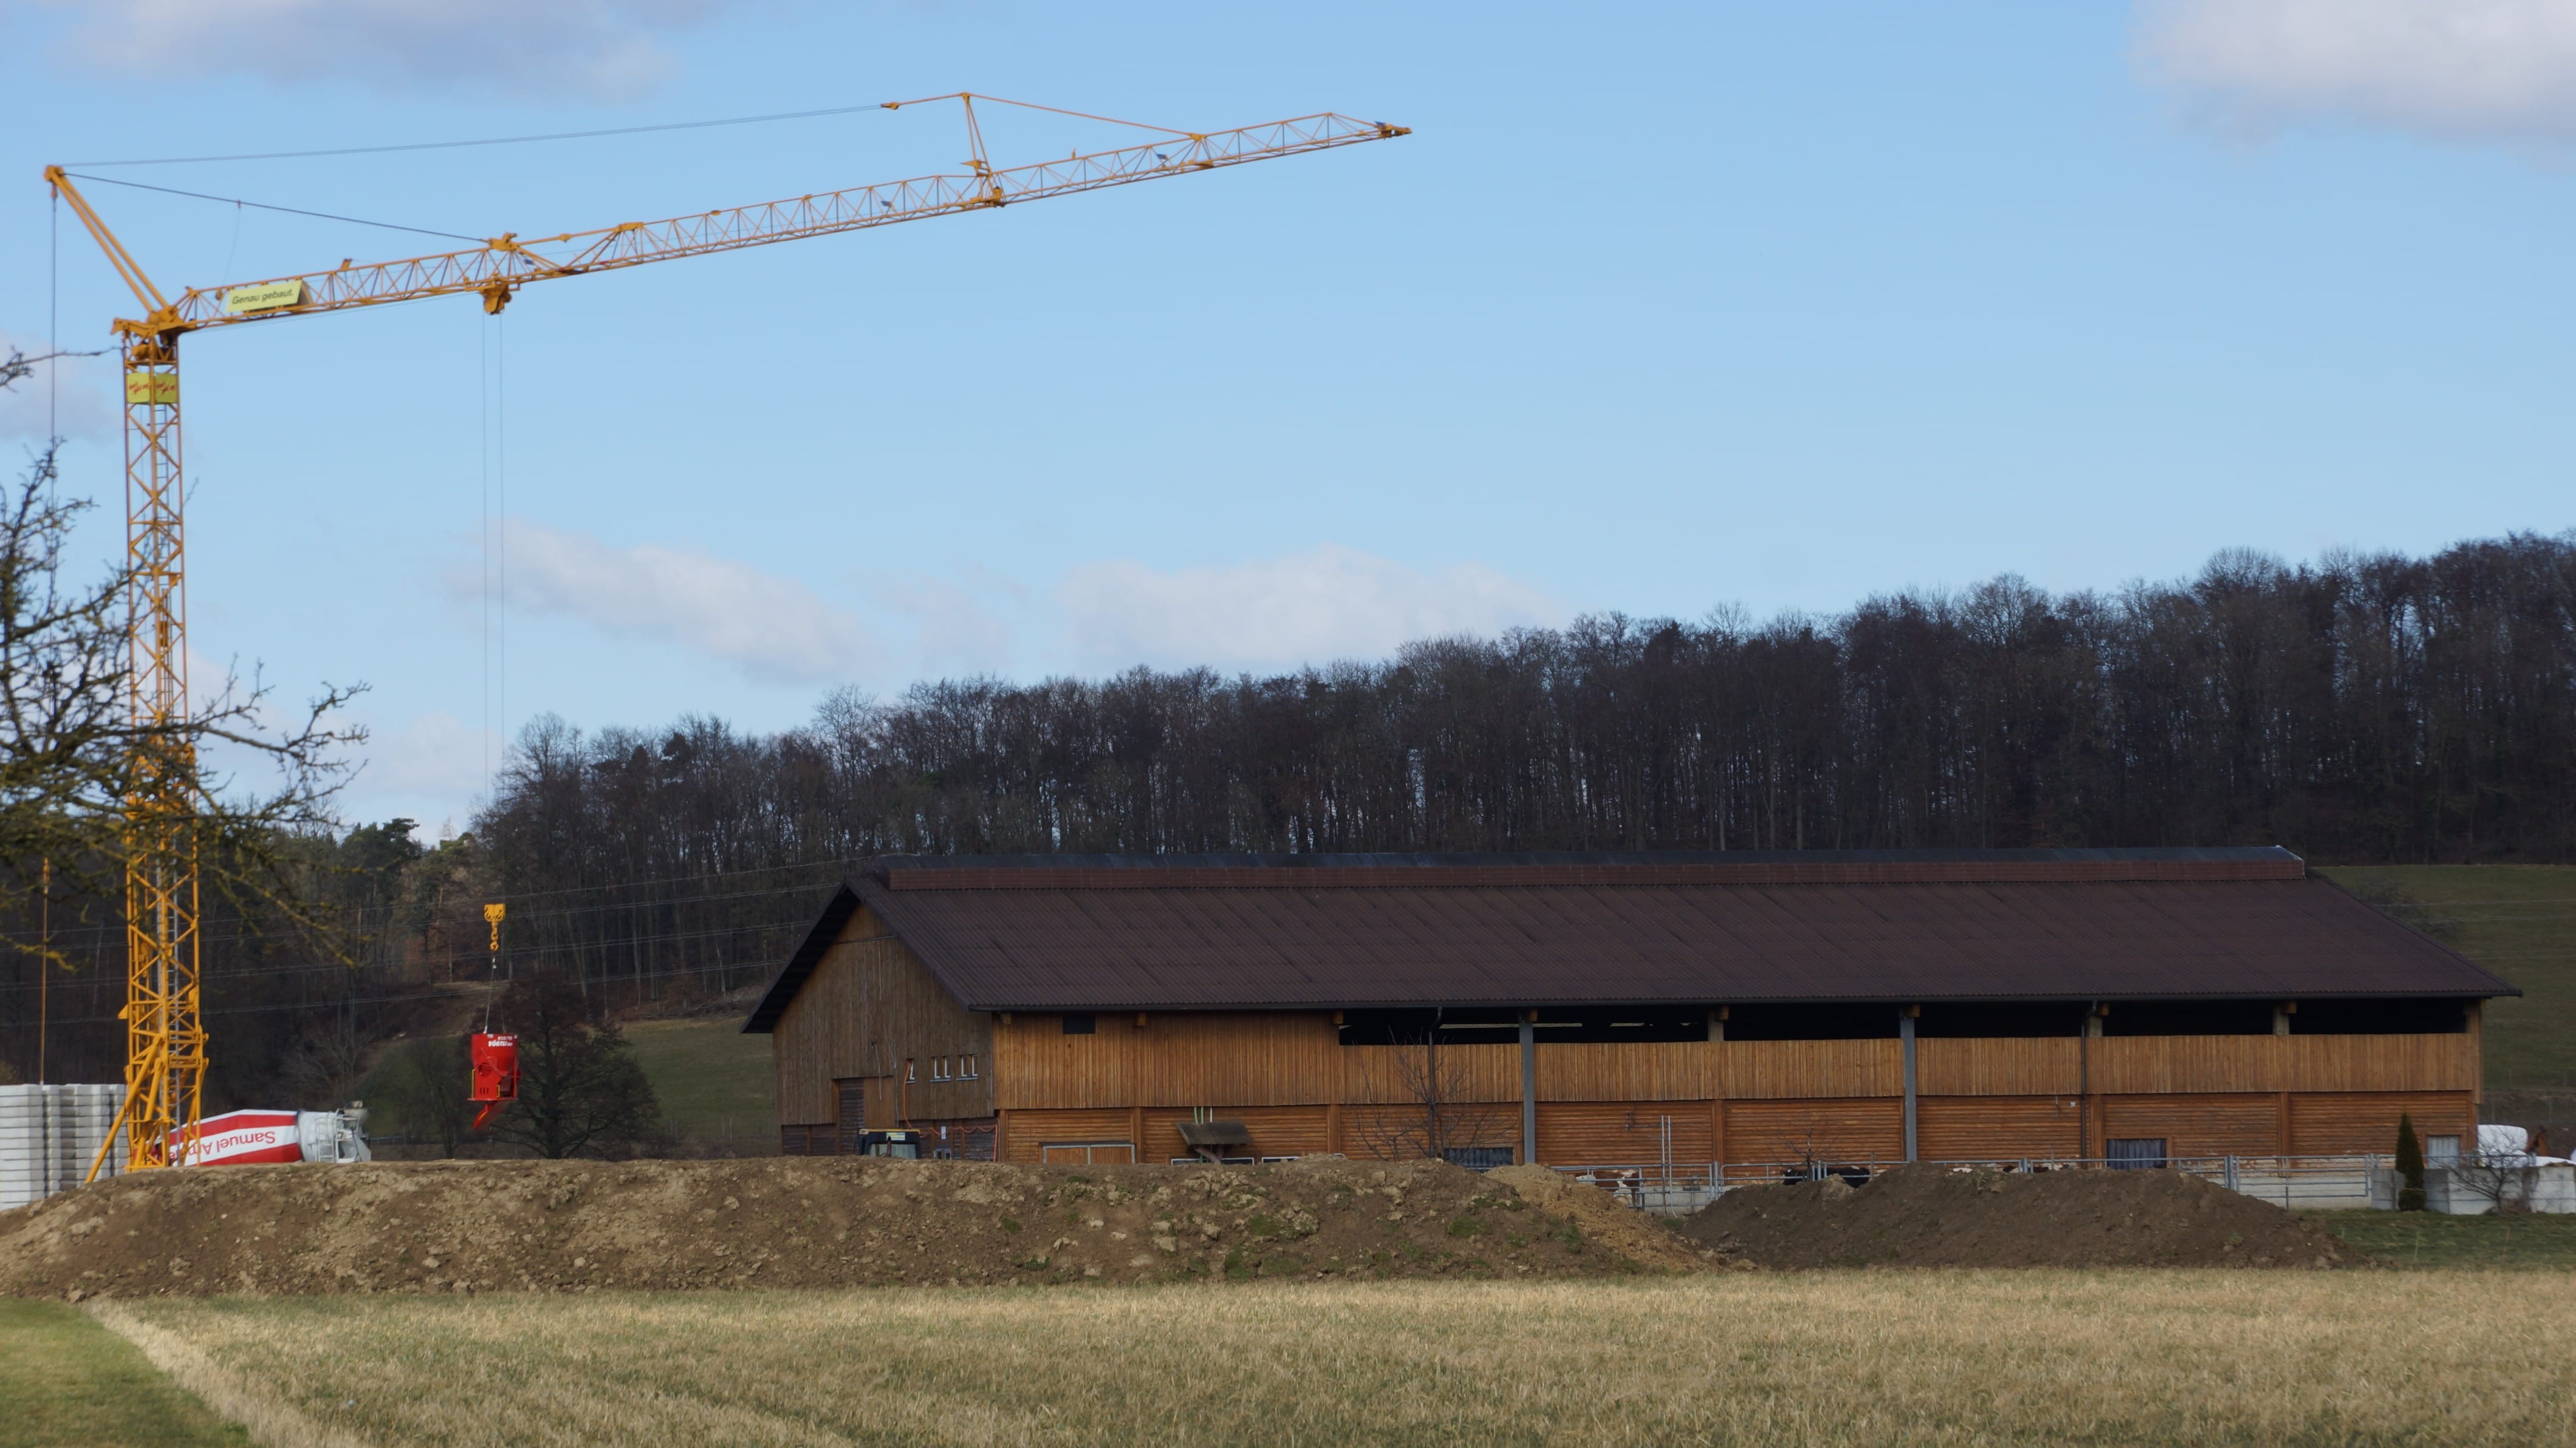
1484 1164 1742 1272
0 1156 1722 1300
1676 1164 2365 1269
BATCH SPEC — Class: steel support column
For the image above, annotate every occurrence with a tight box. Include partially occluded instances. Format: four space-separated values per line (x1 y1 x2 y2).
1519 1011 1537 1166
1900 1006 1918 1164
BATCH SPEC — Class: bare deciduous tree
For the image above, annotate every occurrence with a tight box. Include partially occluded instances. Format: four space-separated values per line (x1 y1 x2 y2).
481 971 663 1159
1350 1031 1512 1164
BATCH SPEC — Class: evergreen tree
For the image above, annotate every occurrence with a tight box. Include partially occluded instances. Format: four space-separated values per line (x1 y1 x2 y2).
2395 1112 2425 1211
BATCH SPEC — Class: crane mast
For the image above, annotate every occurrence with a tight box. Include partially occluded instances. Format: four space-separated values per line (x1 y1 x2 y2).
47 95 1405 1175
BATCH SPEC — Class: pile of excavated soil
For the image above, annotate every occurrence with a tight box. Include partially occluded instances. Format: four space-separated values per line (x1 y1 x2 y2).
1675 1164 2364 1269
1485 1164 1744 1272
0 1156 1735 1300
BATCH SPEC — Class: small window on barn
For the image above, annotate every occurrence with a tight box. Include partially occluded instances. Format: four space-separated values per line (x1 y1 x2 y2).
931 1057 950 1081
1442 1146 1515 1172
1062 1014 1096 1035
905 1059 917 1084
960 1054 979 1079
2106 1138 2168 1170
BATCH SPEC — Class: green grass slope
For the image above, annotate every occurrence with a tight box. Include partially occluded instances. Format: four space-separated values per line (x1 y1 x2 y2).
623 1017 774 1144
0 1300 247 1447
2312 1209 2576 1270
2317 865 2576 1093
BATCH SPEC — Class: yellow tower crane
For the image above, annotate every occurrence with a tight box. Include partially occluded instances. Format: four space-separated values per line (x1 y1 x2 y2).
46 95 1407 1174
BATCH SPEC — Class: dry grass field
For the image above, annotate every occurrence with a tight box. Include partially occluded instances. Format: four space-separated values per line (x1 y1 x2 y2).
97 1273 2576 1448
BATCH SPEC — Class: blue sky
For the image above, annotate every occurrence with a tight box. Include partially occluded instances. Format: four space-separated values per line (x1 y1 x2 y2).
2 1 2571 833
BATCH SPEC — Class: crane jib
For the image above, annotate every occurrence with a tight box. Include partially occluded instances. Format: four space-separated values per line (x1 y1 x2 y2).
125 111 1404 336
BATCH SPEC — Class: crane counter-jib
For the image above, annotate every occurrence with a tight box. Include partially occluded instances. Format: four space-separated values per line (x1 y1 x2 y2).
40 94 1405 1175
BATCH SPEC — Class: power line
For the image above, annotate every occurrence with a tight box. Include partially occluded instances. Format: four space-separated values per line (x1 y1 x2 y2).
4 850 854 940
57 172 478 244
67 103 894 168
26 955 785 1027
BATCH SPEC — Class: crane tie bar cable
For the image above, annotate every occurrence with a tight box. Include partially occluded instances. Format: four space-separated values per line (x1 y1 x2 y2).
58 172 480 242
67 101 902 167
66 94 1199 169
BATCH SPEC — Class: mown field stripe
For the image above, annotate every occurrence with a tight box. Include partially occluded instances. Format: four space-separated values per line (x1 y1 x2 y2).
87 1303 366 1448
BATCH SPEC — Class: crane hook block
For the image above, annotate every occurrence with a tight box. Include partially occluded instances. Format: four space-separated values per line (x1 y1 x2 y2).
480 284 513 315
483 902 506 952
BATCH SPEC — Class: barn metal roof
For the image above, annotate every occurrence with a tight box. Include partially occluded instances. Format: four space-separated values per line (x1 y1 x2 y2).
742 849 2516 1026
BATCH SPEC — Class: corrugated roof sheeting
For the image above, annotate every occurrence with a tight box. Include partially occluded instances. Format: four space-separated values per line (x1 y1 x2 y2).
851 867 2515 1012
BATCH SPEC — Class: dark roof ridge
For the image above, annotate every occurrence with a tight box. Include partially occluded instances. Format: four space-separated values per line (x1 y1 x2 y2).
863 847 2305 891
875 847 2297 871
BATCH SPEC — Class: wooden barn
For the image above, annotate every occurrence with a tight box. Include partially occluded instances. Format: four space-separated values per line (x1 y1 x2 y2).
741 849 2514 1172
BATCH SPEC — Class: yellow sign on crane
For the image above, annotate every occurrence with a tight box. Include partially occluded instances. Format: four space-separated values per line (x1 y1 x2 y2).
221 280 307 313
50 94 1405 1176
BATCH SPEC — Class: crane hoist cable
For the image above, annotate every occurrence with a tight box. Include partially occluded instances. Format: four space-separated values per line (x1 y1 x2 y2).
48 93 1406 1180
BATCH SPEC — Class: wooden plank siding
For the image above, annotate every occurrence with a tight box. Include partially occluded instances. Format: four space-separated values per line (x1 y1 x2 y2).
2290 1091 2475 1156
1917 1096 2085 1160
770 904 993 1128
998 1108 1137 1164
2089 1035 2477 1095
1723 1098 1906 1165
998 1024 2478 1108
996 1090 2473 1165
1722 1040 1903 1099
1916 1039 2081 1096
995 1013 1531 1109
1140 1105 1338 1163
2100 1093 2286 1158
1537 1101 1716 1165
995 1023 1913 1109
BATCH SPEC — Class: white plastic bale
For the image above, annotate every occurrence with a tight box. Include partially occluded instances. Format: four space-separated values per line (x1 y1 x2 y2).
0 1084 126 1204
0 1087 39 1208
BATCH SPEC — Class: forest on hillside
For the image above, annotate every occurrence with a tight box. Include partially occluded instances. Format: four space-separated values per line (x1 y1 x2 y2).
493 532 2575 867
6 528 2574 1111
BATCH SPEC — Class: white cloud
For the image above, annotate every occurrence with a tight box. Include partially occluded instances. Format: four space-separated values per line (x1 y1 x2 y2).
35 0 723 99
341 710 499 832
1060 543 1567 675
871 574 1020 677
0 331 116 443
2137 0 2576 146
472 517 885 685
